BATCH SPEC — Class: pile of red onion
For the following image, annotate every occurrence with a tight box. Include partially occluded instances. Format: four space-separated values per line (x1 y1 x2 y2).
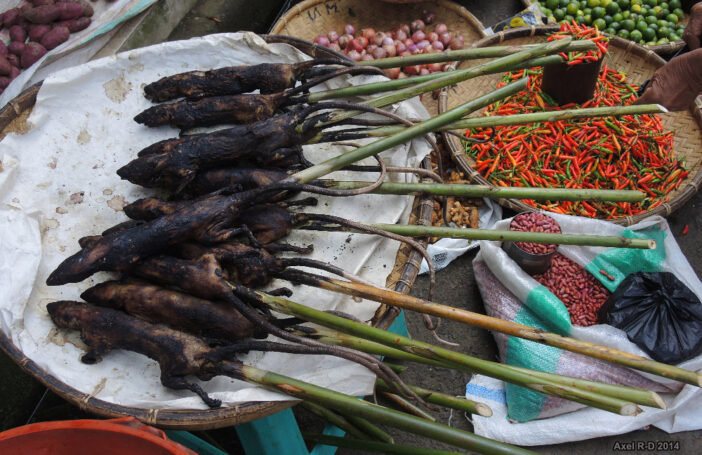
313 12 466 79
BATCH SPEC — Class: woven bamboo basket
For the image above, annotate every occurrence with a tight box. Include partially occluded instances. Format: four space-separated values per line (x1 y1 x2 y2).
521 0 690 54
0 35 432 430
270 0 487 115
439 25 702 226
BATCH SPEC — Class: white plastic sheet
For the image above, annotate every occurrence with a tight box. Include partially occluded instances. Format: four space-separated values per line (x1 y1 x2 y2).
0 33 431 409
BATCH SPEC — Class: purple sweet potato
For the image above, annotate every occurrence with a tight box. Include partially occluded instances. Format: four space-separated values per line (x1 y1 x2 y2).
9 25 27 43
33 0 56 6
23 5 62 24
3 8 21 27
0 56 11 76
21 42 47 69
0 77 12 89
55 2 83 20
6 54 19 67
40 26 69 50
8 42 25 57
55 16 90 32
10 66 20 79
0 42 7 57
28 24 51 41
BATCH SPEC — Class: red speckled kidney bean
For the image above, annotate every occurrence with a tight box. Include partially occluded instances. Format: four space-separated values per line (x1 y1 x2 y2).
509 212 561 255
533 253 610 327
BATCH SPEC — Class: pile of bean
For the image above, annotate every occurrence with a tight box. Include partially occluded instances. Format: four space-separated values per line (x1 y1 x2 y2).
533 253 610 326
0 0 99 92
509 212 561 255
313 11 467 79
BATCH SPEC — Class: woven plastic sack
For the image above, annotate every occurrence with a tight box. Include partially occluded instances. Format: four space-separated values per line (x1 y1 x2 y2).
468 214 702 444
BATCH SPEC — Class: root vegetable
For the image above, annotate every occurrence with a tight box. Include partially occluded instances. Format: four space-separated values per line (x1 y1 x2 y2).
9 25 27 42
40 25 69 50
0 77 11 89
24 5 62 24
21 42 47 68
6 54 19 67
55 1 84 20
28 24 51 41
0 57 11 76
3 8 21 27
8 42 24 56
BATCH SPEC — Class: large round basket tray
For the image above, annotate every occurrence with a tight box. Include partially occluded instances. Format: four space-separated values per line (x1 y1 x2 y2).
270 0 487 115
520 0 691 54
439 25 702 226
0 35 432 430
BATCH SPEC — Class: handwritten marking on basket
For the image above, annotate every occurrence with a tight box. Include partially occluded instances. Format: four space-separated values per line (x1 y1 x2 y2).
307 1 339 21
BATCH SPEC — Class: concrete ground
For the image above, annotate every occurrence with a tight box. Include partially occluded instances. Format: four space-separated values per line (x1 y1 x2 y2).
1 0 701 453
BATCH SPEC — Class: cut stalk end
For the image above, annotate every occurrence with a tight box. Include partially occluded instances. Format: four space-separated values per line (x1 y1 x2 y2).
657 104 669 113
651 392 667 410
649 239 657 249
475 403 493 417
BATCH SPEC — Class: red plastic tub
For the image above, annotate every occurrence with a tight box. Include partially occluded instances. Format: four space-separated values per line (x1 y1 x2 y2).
0 417 197 455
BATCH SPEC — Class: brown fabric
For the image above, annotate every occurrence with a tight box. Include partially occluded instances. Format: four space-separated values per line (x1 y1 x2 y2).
683 2 702 50
634 48 702 111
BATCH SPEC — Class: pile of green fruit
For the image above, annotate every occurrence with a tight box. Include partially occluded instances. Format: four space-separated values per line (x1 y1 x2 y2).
535 0 687 45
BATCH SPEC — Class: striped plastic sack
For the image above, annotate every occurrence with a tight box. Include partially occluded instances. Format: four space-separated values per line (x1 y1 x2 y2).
470 214 702 433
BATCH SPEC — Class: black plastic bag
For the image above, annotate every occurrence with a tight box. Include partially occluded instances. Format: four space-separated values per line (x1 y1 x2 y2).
599 271 702 364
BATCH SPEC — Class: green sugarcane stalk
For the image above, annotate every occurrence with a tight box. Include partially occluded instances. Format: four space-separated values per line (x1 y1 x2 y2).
230 363 538 455
340 223 656 249
356 40 598 68
290 76 529 184
304 54 563 103
301 401 374 441
335 104 667 138
376 378 493 417
382 392 437 421
319 181 645 202
250 289 640 416
300 38 572 132
344 415 395 444
304 433 463 455
291 323 664 410
384 362 408 374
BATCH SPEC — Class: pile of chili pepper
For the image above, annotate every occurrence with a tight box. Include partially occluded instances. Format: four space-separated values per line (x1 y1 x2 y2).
549 21 608 65
464 66 685 219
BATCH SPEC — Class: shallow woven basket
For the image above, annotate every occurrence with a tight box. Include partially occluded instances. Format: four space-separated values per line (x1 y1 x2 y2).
521 0 690 54
439 25 702 226
0 35 432 430
270 0 486 115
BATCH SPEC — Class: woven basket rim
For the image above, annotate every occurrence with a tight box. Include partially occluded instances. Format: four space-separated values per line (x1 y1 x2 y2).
0 34 432 430
440 25 702 226
519 0 688 53
270 0 487 37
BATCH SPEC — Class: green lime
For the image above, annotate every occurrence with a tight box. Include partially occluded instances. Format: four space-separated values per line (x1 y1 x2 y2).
567 2 580 14
601 0 612 6
584 7 593 14
593 6 606 16
648 22 659 31
632 3 643 12
594 17 608 28
630 29 644 41
576 14 587 22
673 8 684 18
669 32 681 41
561 0 571 7
644 0 657 6
622 10 631 18
617 0 630 8
657 26 670 38
565 13 575 20
580 0 588 8
613 12 624 21
621 18 636 30
653 5 664 16
642 27 656 40
636 20 647 32
657 37 669 44
584 13 593 23
605 26 617 33
646 14 658 23
666 13 679 23
606 1 621 13
587 0 600 6
553 7 567 19
659 1 669 9
542 7 554 15
604 14 614 23
669 0 681 8
618 28 631 38
611 20 621 29
641 5 651 14
657 18 668 27
631 0 642 5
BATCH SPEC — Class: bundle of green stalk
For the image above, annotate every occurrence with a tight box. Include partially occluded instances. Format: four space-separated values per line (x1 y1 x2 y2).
41 38 702 453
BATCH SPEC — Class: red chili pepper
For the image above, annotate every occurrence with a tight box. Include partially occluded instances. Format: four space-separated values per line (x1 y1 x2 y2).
683 225 690 235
